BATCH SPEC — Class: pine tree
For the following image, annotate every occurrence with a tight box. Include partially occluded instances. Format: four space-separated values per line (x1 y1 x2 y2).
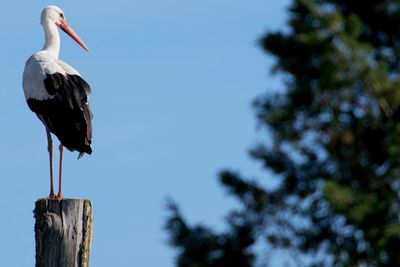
166 0 400 266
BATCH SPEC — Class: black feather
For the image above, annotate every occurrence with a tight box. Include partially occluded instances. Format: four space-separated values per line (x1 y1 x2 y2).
27 73 93 157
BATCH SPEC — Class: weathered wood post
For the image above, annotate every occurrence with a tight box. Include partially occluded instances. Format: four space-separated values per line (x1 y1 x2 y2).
34 199 93 267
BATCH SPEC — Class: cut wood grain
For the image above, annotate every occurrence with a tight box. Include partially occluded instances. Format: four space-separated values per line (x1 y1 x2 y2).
34 198 93 267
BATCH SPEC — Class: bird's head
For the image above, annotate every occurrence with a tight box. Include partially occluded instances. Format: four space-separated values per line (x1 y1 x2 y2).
41 5 90 52
40 6 64 25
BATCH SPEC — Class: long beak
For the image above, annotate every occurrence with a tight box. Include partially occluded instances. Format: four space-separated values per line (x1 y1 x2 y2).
59 22 90 52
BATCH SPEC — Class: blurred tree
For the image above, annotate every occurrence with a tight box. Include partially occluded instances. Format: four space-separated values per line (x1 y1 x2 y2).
165 0 400 266
165 200 255 267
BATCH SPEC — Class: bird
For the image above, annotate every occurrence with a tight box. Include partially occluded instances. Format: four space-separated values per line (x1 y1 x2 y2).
22 6 93 199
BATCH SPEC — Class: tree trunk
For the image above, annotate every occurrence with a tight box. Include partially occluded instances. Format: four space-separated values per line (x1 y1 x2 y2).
34 198 93 267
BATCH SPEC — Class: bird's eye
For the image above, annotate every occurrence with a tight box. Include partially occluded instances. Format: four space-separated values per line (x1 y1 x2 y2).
60 13 64 18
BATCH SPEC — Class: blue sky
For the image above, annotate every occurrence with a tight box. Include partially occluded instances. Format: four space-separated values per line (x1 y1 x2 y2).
0 1 290 266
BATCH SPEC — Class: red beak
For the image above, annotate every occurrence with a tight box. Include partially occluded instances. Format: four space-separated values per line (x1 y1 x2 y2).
59 22 90 52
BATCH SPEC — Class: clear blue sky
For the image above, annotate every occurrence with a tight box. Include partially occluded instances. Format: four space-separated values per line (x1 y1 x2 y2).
0 1 290 266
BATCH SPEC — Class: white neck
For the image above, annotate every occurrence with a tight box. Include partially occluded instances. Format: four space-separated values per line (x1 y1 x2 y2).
41 20 60 58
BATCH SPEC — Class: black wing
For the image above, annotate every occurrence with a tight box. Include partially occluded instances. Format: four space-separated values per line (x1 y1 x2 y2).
27 73 93 157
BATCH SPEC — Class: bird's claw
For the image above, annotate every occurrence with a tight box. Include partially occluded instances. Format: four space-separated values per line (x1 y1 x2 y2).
48 193 57 199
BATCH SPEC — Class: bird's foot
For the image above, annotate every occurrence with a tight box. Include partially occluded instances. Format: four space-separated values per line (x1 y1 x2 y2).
57 192 63 200
48 193 57 199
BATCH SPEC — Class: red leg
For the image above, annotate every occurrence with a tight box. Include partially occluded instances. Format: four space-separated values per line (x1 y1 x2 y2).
57 144 64 199
46 129 56 199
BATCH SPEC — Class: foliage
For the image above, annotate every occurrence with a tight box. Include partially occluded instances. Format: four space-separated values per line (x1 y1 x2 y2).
165 200 255 267
165 0 400 266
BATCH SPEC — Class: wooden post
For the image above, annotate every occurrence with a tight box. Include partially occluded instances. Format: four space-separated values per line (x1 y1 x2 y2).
34 199 93 267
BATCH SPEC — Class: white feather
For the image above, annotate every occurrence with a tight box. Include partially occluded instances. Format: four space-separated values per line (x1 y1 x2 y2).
23 6 83 101
22 50 80 101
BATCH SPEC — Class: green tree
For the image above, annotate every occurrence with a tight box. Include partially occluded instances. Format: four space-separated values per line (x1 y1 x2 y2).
165 0 400 266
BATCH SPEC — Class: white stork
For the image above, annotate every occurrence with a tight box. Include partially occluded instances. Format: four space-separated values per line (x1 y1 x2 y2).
22 6 92 199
